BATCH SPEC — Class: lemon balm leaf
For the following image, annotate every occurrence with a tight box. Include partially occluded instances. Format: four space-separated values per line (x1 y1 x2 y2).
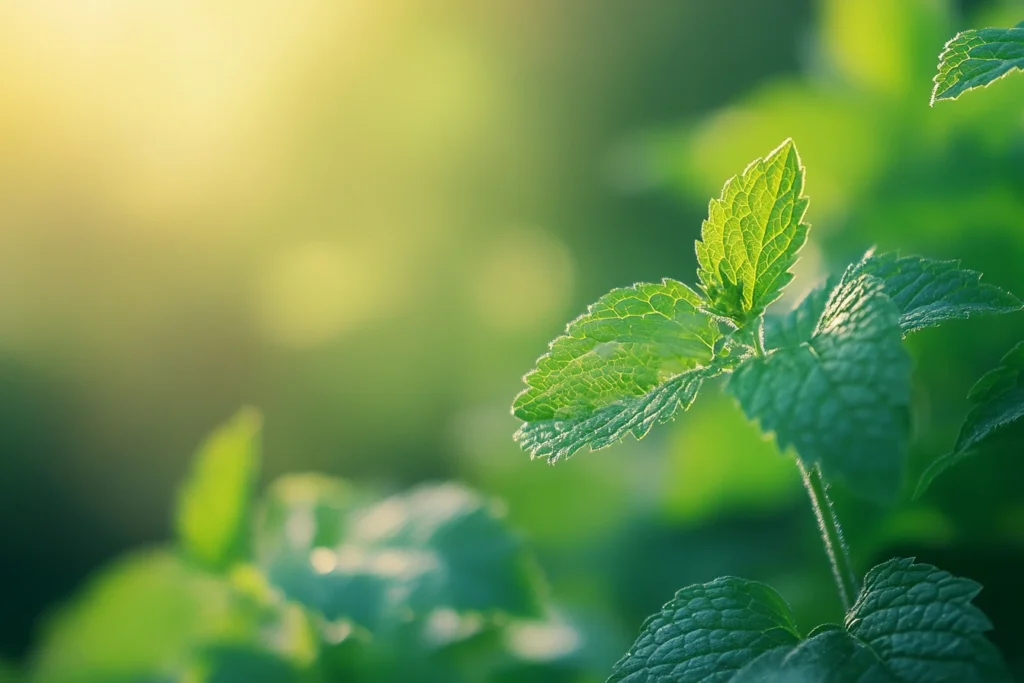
611 560 1009 682
609 576 800 683
515 363 726 463
762 277 835 349
853 252 1020 334
844 558 1009 682
730 629 890 683
729 273 911 501
695 139 809 323
512 279 721 461
932 24 1024 104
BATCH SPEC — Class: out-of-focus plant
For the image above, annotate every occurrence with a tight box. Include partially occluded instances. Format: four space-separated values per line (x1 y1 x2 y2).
22 409 610 683
513 139 1022 680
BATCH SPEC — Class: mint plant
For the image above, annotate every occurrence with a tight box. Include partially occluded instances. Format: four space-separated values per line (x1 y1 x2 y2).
513 140 1022 681
931 21 1024 104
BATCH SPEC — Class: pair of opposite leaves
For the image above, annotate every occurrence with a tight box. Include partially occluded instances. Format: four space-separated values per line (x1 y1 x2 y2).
511 139 1022 503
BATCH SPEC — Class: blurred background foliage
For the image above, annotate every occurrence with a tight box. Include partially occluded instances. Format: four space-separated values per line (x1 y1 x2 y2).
1 0 1024 680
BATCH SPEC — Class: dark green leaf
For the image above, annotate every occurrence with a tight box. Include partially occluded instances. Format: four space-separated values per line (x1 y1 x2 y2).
845 558 1009 682
729 273 911 500
762 277 835 350
608 576 800 682
731 629 893 683
611 559 1008 682
853 252 1020 334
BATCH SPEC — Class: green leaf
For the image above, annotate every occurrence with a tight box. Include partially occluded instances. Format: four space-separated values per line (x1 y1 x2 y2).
175 408 262 571
844 558 1009 682
259 482 544 633
730 629 892 683
728 273 911 500
762 277 835 350
611 559 1008 682
608 576 800 683
853 252 1020 334
931 24 1024 104
695 139 809 323
512 279 721 461
915 341 1024 497
30 550 238 683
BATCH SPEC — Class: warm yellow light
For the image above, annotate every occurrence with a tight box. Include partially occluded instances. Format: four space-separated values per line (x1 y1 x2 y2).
469 228 575 333
257 241 405 349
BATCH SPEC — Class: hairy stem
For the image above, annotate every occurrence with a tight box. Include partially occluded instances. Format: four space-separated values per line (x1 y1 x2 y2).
752 318 766 357
797 460 858 611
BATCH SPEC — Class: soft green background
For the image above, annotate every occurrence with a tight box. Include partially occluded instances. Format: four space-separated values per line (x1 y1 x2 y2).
2 0 1024 679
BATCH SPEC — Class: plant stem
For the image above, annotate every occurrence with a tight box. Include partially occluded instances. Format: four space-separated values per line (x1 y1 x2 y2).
752 319 766 357
797 460 858 611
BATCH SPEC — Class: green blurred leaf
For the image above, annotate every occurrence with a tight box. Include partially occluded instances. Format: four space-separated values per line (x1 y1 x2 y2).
608 576 800 682
255 473 360 551
932 24 1024 104
512 279 721 461
0 662 20 683
695 138 809 323
30 550 236 683
176 408 262 571
611 559 1007 682
193 644 313 683
729 273 911 501
916 340 1024 497
853 252 1020 333
30 547 316 683
260 482 544 633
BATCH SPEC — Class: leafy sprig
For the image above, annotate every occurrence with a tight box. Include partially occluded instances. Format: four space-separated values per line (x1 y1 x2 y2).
512 140 1018 681
512 140 1019 503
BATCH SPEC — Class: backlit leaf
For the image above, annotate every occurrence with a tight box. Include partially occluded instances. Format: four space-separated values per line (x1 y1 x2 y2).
695 139 809 322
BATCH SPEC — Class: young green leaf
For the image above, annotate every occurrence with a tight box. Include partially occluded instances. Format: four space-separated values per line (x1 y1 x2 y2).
608 577 800 683
728 273 911 501
915 341 1024 497
512 279 721 461
176 407 262 571
931 23 1024 104
853 252 1020 334
259 482 544 633
695 139 809 323
612 559 1009 682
